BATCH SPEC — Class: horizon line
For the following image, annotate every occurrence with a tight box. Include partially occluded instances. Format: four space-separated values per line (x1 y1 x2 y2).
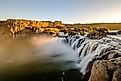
0 18 121 24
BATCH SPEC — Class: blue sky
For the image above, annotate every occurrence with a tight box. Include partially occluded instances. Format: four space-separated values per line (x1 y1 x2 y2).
0 0 121 23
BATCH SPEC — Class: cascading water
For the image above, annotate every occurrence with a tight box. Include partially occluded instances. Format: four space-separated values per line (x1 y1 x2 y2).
62 35 121 77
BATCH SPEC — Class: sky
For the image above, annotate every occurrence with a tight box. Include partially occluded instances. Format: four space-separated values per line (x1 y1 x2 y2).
0 0 121 24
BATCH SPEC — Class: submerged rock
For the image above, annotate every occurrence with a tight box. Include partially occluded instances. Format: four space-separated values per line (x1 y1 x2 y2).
63 69 83 81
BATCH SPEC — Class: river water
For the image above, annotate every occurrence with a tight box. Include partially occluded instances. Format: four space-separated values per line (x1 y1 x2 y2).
0 33 121 81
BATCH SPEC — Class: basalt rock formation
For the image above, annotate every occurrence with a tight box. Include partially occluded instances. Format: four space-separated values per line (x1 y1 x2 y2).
89 55 121 81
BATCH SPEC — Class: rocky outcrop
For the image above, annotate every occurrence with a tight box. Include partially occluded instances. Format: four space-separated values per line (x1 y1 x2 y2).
86 31 107 39
89 57 121 81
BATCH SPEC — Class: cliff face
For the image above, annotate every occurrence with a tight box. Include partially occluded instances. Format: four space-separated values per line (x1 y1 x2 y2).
0 19 66 38
6 19 64 35
6 19 64 28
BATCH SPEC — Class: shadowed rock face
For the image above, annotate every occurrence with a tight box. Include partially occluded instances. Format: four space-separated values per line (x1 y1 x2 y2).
0 26 12 40
112 67 121 81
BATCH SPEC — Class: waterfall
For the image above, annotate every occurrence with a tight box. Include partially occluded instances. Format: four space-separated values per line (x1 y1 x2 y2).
62 35 121 76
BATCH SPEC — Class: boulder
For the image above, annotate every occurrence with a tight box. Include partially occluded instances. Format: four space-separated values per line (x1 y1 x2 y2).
89 60 115 81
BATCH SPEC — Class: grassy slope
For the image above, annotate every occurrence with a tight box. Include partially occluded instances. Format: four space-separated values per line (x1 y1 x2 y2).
66 23 121 30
